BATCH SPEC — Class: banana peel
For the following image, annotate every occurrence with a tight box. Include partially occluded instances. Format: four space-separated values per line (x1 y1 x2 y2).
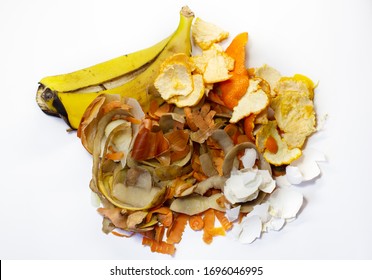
36 6 194 129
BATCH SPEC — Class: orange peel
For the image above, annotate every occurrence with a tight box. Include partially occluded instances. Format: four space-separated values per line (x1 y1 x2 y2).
271 90 316 149
255 121 302 166
230 79 269 123
192 17 229 50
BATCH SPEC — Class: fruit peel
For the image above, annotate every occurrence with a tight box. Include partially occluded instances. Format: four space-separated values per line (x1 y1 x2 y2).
274 74 315 100
230 79 269 123
271 90 316 149
255 121 302 166
192 17 229 50
154 62 194 100
168 74 205 107
254 64 282 97
191 44 234 84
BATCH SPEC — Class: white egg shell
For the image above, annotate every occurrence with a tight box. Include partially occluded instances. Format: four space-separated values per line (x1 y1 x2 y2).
290 148 326 181
224 170 262 203
239 215 262 244
228 223 242 241
226 205 241 222
275 175 291 187
258 170 276 193
286 166 303 185
264 217 285 231
285 217 297 223
247 202 271 223
241 148 257 169
268 187 303 219
223 174 248 203
299 160 320 181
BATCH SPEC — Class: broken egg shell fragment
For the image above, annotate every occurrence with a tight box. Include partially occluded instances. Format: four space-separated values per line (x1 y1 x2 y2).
263 217 285 232
274 174 291 188
285 166 303 185
223 170 261 204
268 187 303 219
241 148 257 169
247 202 271 224
291 159 320 182
223 167 275 205
239 215 262 244
288 148 326 183
225 205 241 222
257 170 276 193
245 202 286 233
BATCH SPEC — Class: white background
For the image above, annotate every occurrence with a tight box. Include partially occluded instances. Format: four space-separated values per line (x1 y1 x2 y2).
0 0 371 260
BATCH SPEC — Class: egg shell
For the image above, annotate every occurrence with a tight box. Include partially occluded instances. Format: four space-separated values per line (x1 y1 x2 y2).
241 148 257 169
265 217 285 231
275 175 291 188
268 187 303 219
286 166 303 185
247 202 271 223
258 170 276 193
290 148 326 181
225 205 241 222
239 215 262 244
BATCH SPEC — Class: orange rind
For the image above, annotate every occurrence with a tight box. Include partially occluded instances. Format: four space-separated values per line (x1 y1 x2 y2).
192 17 229 50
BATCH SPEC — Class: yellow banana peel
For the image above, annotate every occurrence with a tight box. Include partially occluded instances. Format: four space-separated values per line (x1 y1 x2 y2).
36 6 194 129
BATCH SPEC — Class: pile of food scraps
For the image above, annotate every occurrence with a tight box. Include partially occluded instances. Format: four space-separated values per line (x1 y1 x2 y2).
78 17 324 255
